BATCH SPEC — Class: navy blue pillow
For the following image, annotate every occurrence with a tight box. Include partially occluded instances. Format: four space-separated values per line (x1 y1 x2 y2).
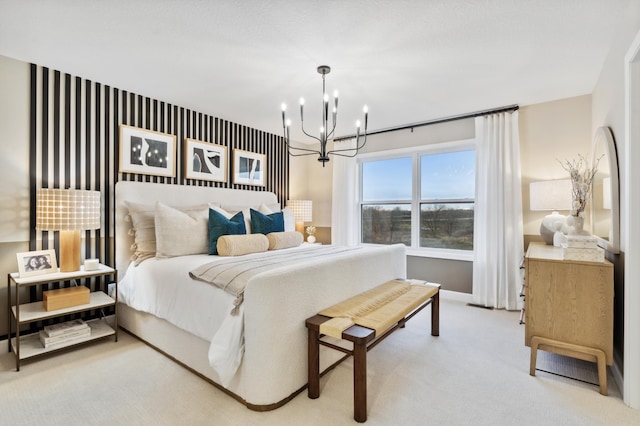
209 209 246 255
250 208 284 235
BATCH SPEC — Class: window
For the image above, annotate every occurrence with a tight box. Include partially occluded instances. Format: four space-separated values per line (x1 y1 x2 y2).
359 141 476 258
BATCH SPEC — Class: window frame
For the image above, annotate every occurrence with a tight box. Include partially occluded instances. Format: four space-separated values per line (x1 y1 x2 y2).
357 138 477 261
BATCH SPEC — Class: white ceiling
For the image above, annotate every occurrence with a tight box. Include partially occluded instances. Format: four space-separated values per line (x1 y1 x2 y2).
0 0 629 141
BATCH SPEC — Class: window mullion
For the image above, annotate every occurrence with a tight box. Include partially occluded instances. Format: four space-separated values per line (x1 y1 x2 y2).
412 153 420 248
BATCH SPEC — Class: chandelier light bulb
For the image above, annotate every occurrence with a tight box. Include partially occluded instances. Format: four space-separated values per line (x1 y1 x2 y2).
363 105 368 114
281 103 287 111
299 98 305 105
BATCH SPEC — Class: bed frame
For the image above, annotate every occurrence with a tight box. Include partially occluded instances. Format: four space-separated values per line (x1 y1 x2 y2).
115 181 406 410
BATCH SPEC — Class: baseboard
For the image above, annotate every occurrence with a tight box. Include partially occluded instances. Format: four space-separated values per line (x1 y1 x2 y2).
440 289 473 304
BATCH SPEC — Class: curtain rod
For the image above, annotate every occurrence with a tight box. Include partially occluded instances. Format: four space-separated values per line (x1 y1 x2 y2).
334 104 519 142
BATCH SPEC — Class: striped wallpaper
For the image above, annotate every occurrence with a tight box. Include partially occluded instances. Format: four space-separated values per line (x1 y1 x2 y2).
29 63 289 272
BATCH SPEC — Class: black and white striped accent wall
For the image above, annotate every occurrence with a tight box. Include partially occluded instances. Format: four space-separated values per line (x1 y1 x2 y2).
29 64 289 269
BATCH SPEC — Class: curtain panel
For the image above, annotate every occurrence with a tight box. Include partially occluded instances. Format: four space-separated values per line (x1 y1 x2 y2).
331 138 358 246
472 112 524 309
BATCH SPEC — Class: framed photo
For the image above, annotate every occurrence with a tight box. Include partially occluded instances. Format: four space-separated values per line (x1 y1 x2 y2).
17 249 58 278
233 149 266 187
119 124 176 177
184 139 227 182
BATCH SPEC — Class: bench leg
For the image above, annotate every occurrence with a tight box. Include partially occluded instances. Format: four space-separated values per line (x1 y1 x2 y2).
431 292 440 336
308 328 320 399
353 341 367 423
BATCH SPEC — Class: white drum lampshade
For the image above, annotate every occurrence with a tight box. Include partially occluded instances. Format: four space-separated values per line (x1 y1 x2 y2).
36 189 101 272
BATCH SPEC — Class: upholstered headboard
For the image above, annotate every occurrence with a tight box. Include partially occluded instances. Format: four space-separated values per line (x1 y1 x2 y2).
115 181 279 279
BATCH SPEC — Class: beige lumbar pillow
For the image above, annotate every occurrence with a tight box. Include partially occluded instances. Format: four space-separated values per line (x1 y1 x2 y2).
267 231 303 250
217 234 269 256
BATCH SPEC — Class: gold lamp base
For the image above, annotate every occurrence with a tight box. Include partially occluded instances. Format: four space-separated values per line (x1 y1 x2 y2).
59 230 81 272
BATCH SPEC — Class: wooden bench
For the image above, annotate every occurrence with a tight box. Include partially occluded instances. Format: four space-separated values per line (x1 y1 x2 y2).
305 279 440 423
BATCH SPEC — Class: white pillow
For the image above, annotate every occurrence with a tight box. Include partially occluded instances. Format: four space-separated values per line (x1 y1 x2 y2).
155 202 209 258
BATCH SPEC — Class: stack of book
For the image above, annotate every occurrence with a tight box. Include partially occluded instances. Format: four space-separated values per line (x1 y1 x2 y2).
39 319 91 349
562 234 604 262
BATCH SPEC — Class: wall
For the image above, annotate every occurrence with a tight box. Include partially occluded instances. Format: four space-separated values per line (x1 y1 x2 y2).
291 101 593 294
519 95 593 236
591 0 640 401
0 55 30 341
0 55 289 339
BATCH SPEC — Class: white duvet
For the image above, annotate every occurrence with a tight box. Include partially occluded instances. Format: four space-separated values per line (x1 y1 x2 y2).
117 245 325 385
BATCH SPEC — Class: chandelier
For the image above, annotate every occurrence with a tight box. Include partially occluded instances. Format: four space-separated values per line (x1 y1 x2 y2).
280 65 368 167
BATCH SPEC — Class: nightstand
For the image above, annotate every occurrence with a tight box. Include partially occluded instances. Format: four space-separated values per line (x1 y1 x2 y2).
7 263 118 371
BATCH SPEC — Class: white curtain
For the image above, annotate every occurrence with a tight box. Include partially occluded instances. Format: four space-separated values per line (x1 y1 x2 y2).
331 138 358 246
472 112 524 310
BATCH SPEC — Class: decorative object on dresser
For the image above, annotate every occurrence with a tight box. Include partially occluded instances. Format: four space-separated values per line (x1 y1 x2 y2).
559 153 602 236
35 188 101 272
529 179 572 245
119 124 177 177
525 242 613 395
184 138 227 182
286 199 312 237
558 234 604 262
280 65 368 166
232 149 265 186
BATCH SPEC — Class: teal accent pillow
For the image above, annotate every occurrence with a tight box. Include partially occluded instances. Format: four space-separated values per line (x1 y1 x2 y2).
209 209 246 255
250 208 284 235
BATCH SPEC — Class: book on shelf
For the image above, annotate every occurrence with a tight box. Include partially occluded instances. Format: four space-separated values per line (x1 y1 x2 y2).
39 327 91 347
42 319 89 337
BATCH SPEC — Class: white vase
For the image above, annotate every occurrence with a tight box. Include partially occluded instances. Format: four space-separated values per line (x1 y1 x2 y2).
307 235 316 243
568 215 590 236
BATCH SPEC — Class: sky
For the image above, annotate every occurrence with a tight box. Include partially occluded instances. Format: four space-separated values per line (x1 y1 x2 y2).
362 150 475 202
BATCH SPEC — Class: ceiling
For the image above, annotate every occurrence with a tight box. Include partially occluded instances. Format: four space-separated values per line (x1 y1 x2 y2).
0 0 630 141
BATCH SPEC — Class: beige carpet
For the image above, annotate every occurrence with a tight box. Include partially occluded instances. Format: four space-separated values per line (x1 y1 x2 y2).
1 298 639 426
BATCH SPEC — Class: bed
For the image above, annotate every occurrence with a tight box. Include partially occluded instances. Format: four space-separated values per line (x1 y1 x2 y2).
115 181 406 410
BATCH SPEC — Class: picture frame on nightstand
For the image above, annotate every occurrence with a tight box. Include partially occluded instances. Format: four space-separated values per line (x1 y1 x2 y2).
16 249 58 278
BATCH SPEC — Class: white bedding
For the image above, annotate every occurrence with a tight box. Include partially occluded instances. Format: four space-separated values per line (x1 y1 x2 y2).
118 244 327 385
115 181 408 408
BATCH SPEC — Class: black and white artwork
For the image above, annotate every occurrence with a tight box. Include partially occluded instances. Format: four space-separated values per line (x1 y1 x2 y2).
119 125 176 177
185 139 227 182
233 149 266 186
16 249 58 278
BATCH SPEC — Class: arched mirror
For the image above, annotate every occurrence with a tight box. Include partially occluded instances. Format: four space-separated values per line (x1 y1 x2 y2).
590 126 619 253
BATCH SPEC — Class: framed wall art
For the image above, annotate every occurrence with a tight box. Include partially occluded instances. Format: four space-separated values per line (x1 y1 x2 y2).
16 249 58 278
184 139 227 182
233 149 266 187
119 124 176 177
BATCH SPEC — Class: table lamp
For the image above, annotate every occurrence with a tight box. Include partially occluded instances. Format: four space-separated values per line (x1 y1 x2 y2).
529 179 572 245
36 188 101 272
286 199 313 241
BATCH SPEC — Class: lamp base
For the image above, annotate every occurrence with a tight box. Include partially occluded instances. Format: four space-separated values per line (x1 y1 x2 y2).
539 212 567 245
60 230 81 272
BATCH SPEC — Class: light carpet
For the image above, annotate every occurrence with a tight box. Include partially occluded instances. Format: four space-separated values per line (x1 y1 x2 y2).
1 298 638 426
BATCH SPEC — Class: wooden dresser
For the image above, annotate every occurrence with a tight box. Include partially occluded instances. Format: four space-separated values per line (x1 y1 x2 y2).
524 242 613 394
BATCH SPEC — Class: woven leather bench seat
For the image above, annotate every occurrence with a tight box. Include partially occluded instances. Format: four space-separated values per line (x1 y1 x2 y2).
305 279 440 423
